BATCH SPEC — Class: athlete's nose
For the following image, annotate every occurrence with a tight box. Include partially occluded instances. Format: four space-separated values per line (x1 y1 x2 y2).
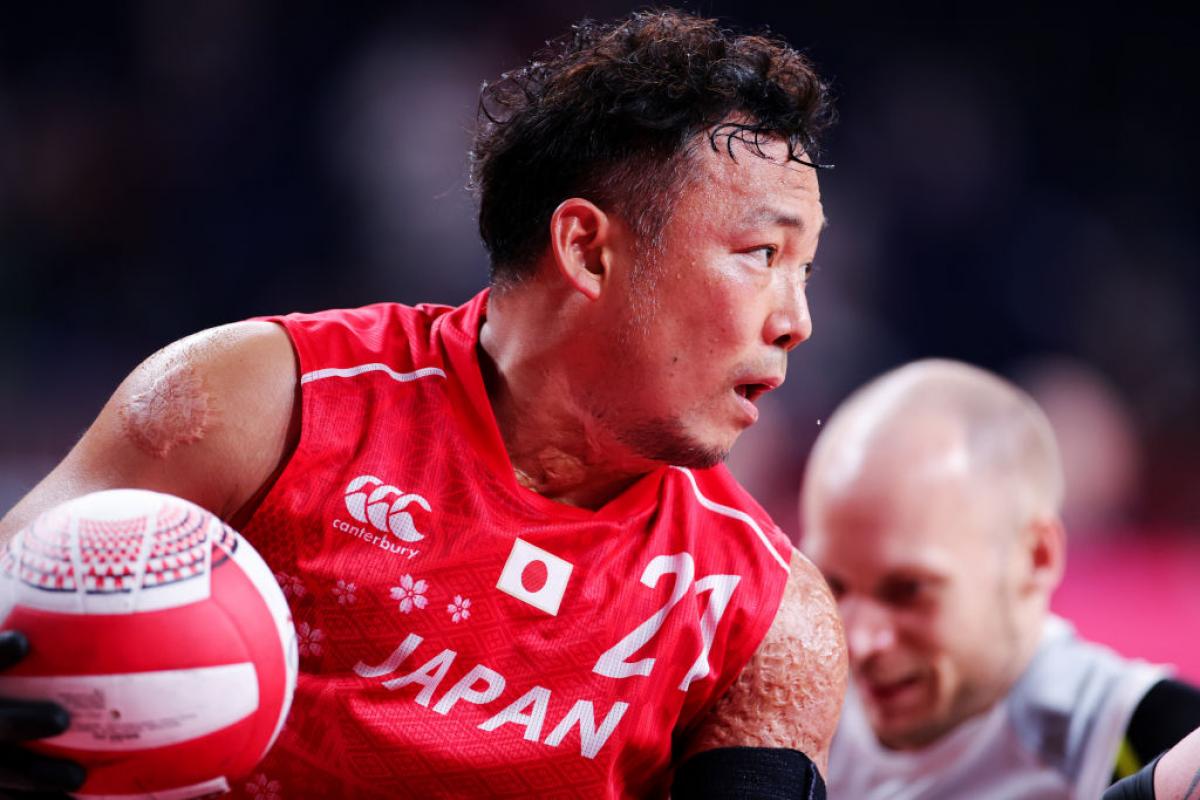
842 597 898 666
764 273 812 351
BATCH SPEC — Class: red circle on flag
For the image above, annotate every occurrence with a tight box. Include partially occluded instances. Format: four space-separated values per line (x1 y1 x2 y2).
520 558 549 594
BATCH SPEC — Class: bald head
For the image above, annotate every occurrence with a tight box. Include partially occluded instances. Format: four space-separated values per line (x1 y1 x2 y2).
806 359 1063 535
802 359 1068 750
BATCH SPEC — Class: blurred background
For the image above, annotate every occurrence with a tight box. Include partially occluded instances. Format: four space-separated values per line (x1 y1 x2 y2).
1 3 1196 675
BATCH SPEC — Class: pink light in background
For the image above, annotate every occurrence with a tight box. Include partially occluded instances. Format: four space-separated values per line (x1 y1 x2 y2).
1052 531 1200 683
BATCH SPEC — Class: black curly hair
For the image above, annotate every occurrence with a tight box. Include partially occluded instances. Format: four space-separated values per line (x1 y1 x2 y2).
470 8 835 286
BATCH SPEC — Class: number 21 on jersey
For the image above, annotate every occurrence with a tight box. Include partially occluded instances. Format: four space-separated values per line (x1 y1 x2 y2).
592 552 740 691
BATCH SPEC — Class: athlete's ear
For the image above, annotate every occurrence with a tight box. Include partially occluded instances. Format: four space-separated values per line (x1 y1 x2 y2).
1022 515 1066 596
548 198 619 301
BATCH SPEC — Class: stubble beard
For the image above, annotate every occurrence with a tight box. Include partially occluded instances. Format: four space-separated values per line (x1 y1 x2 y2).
909 577 1023 749
617 416 729 469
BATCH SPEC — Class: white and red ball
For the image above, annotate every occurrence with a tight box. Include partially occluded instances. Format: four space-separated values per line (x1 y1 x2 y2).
0 489 298 799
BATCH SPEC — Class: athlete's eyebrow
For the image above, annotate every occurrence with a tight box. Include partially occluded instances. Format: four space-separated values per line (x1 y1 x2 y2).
878 567 948 589
742 206 828 232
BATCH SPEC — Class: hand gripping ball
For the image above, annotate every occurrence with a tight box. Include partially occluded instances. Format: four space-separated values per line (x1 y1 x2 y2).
0 489 298 799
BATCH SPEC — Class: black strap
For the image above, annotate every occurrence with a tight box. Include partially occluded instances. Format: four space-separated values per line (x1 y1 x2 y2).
1122 679 1200 776
1103 754 1161 800
672 746 826 800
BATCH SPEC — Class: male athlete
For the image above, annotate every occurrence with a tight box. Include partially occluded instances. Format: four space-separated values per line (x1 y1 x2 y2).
802 359 1200 799
0 10 847 799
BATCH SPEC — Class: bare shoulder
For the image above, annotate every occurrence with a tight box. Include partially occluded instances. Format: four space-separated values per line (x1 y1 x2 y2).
111 321 295 456
682 549 847 774
0 321 298 538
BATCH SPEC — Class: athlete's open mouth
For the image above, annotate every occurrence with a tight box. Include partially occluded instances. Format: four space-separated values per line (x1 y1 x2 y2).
735 383 773 403
865 675 923 704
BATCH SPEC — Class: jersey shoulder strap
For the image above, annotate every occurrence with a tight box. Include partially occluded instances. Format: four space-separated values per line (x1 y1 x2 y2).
1007 616 1166 799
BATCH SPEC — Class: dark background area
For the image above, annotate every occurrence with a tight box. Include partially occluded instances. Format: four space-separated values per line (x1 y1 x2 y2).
2 2 1197 669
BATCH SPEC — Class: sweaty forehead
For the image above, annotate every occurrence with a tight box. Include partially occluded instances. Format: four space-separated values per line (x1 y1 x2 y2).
695 135 823 211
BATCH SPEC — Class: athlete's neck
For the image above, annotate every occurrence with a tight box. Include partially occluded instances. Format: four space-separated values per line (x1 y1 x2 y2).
478 284 653 510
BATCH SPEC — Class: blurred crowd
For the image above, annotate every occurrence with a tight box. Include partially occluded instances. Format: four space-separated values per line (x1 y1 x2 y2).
1 2 1196 668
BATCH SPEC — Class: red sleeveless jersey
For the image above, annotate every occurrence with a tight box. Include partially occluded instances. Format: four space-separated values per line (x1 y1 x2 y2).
234 291 793 799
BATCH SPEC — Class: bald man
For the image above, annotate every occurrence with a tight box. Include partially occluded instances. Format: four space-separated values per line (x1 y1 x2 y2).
802 359 1200 799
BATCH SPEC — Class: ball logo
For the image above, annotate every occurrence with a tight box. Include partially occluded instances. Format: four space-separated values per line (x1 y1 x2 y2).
496 538 574 616
343 476 431 543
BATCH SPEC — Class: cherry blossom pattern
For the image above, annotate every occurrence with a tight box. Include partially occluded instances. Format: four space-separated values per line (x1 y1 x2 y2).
245 773 282 800
274 571 306 600
389 574 428 614
297 621 324 657
332 579 357 605
447 595 471 623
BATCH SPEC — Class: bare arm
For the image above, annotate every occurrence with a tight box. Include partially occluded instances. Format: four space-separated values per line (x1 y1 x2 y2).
1156 725 1200 800
0 321 298 540
682 549 848 776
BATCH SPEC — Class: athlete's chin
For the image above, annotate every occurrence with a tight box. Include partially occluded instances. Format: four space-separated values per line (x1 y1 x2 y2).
672 445 729 470
649 437 729 470
620 418 731 469
869 704 955 751
666 424 739 469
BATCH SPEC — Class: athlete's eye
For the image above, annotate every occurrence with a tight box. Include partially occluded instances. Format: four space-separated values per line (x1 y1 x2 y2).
801 262 818 282
879 578 923 607
745 245 777 265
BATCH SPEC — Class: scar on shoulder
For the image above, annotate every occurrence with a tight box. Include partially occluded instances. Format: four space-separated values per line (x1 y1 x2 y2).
119 357 214 459
687 553 847 763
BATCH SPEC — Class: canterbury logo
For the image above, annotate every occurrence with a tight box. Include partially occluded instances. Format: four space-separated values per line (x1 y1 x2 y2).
344 476 430 542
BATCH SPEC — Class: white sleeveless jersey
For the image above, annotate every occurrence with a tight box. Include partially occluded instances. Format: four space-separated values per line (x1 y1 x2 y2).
828 616 1165 800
